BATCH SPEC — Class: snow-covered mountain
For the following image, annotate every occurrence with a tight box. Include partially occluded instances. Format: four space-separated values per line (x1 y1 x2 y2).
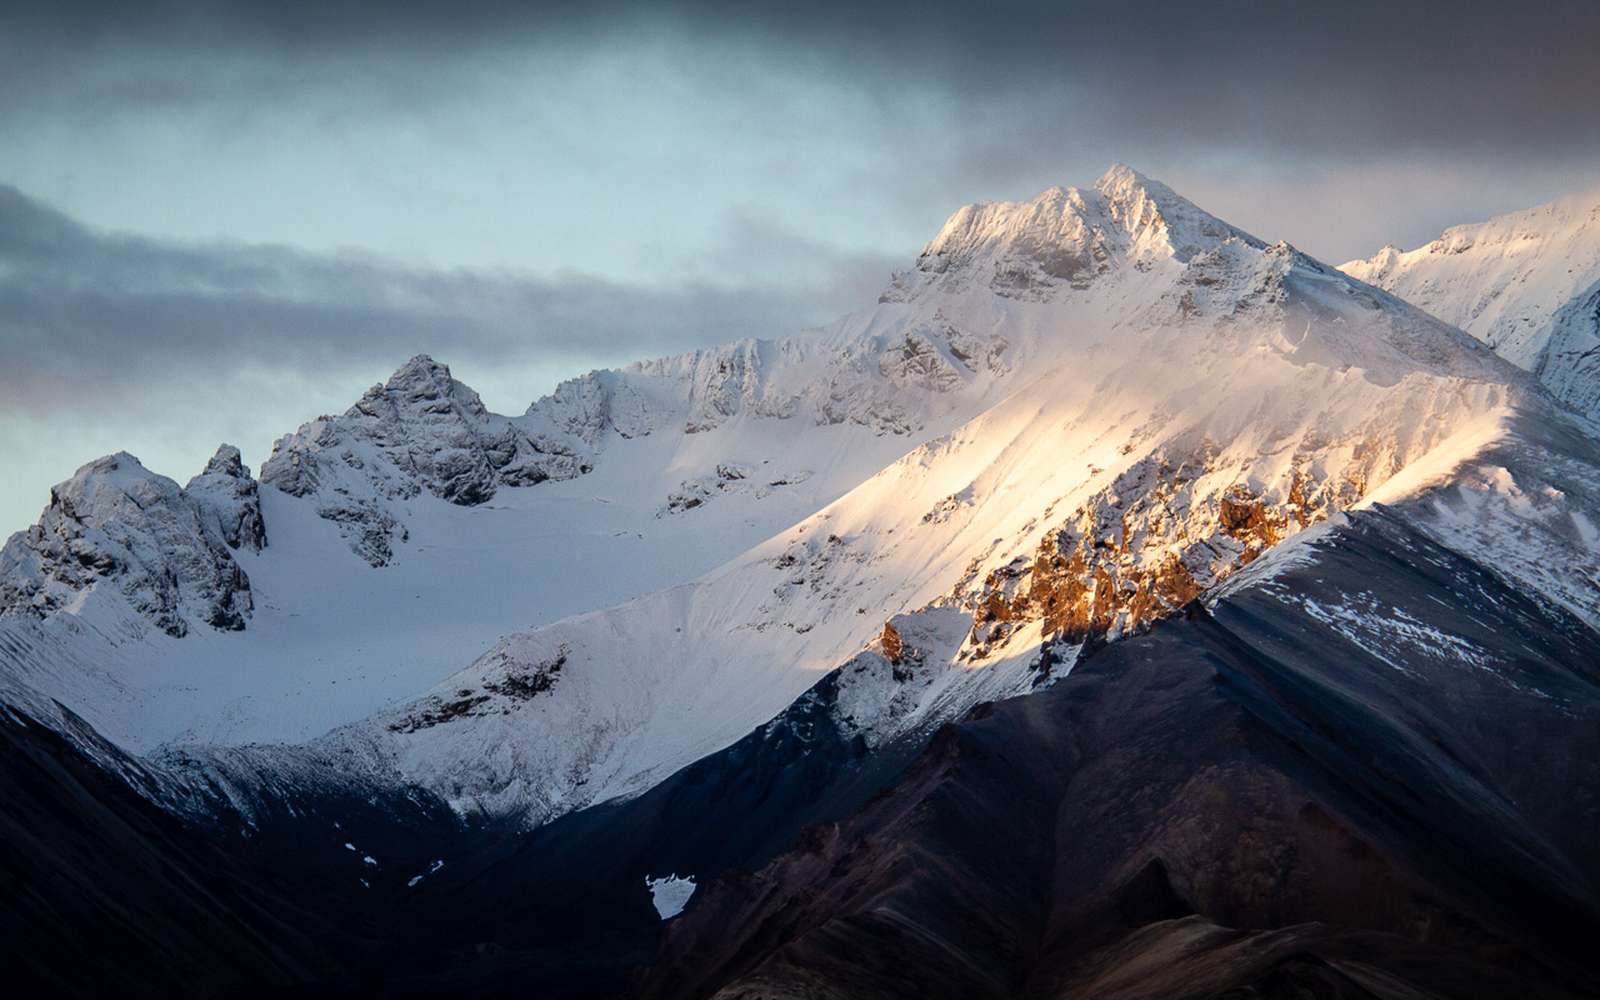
0 171 1587 807
0 164 1290 753
4 165 1599 996
1343 187 1600 417
155 167 1596 832
7 165 1596 833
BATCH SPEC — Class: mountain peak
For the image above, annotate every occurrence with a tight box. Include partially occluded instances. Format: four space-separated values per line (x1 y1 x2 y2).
358 354 486 422
188 444 266 553
386 353 452 387
1341 184 1600 417
885 165 1263 301
199 444 249 480
66 451 157 491
1093 161 1148 193
260 355 590 563
395 352 442 372
2 449 255 635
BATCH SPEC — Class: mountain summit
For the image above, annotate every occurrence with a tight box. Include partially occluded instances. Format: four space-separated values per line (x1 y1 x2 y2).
885 163 1262 301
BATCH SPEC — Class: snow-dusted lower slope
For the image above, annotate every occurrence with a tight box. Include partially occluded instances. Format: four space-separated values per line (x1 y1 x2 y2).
211 175 1584 830
1342 188 1600 417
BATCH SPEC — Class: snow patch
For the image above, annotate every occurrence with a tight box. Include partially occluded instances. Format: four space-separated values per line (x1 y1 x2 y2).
646 874 696 919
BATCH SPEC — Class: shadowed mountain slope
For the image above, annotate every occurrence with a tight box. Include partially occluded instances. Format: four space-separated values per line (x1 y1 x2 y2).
638 509 1600 999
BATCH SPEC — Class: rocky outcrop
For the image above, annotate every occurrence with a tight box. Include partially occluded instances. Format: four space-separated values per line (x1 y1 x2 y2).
185 445 267 552
660 464 812 516
265 354 589 505
0 452 255 635
385 644 570 735
262 355 590 564
878 620 903 665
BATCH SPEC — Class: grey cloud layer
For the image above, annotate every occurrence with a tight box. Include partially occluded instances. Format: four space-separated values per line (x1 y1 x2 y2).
9 0 1599 165
0 184 894 412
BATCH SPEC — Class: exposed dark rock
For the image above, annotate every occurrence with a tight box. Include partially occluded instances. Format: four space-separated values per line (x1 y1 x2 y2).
386 647 570 733
314 496 408 568
261 355 589 561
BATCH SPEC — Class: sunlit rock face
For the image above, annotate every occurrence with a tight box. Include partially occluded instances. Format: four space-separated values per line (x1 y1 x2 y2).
959 449 1356 652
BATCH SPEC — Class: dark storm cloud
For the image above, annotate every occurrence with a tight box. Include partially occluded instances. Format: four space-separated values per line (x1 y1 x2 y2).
7 0 1599 167
0 185 894 411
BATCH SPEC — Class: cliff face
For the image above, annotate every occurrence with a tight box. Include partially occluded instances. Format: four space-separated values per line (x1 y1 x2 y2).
186 444 268 553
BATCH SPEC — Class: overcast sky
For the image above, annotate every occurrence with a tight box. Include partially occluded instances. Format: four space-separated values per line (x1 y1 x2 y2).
4 0 1599 531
